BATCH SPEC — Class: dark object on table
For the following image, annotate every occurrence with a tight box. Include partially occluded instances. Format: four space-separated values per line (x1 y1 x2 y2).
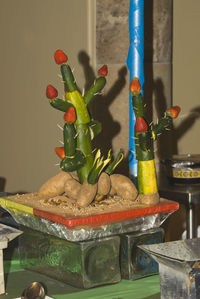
162 154 200 184
21 282 46 299
140 238 200 299
159 175 200 239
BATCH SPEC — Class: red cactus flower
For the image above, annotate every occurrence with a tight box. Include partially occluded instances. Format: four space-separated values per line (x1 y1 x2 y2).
54 49 68 65
64 107 76 123
55 147 65 159
135 116 148 132
98 65 108 77
166 106 181 119
46 84 58 99
129 77 141 94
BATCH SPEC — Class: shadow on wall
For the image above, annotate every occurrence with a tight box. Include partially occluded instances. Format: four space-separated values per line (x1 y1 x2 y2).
148 78 200 161
143 0 176 161
156 89 200 160
0 177 6 192
173 106 200 147
143 0 199 160
143 0 153 126
153 78 177 160
78 50 129 176
78 49 200 178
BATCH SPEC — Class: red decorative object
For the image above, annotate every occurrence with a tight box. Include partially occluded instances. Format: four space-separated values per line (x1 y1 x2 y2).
55 147 65 159
64 107 76 123
166 106 181 119
54 49 68 65
135 116 148 132
98 65 108 77
129 77 141 94
46 84 58 99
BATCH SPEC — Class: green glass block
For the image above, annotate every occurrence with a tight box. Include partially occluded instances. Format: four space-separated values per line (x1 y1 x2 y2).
120 227 164 280
19 226 121 289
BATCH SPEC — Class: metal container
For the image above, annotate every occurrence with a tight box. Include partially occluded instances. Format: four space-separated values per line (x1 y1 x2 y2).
162 154 200 184
140 238 200 298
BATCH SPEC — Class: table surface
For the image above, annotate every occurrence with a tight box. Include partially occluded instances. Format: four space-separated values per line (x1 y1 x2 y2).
1 259 160 299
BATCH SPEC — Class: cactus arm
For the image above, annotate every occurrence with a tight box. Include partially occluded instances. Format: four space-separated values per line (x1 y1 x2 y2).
88 120 102 140
61 63 90 124
60 60 96 182
49 98 73 112
65 90 90 124
60 151 86 172
61 64 77 92
84 76 106 106
76 123 94 183
152 115 172 141
135 131 154 161
135 129 158 195
60 123 86 172
63 123 76 156
132 93 144 118
65 90 94 182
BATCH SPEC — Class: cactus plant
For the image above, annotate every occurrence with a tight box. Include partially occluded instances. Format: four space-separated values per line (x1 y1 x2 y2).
45 50 125 205
130 77 181 204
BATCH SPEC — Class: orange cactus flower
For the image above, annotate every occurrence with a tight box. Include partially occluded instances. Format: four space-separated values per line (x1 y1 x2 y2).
166 106 181 119
135 116 148 132
129 77 141 94
64 107 76 123
55 147 65 159
46 84 58 99
98 65 108 77
54 49 68 65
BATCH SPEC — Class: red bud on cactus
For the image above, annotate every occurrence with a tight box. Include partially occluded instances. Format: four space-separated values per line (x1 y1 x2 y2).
55 147 65 159
129 77 141 93
54 49 68 64
166 106 181 119
46 84 58 99
135 116 148 132
64 107 76 123
98 65 108 77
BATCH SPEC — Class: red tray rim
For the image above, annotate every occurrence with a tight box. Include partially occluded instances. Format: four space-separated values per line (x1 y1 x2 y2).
33 199 179 228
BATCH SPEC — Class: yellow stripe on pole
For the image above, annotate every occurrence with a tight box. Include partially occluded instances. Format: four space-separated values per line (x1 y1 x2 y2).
0 197 33 215
138 160 158 194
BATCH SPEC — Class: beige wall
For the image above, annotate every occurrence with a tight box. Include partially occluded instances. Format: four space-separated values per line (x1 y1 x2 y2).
0 0 93 193
173 0 200 155
1 0 199 193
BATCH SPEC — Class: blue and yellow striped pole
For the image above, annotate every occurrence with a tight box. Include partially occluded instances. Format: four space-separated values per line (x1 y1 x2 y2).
127 0 144 181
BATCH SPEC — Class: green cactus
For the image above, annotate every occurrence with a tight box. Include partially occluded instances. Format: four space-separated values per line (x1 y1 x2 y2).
130 77 181 196
46 50 123 185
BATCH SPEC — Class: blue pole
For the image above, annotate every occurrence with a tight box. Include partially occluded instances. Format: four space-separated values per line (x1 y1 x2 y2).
126 0 144 180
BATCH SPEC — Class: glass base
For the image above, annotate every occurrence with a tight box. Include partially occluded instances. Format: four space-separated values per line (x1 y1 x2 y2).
19 226 121 289
120 227 164 280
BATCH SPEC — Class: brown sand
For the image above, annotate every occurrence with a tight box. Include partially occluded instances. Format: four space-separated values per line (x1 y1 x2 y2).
8 192 147 218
